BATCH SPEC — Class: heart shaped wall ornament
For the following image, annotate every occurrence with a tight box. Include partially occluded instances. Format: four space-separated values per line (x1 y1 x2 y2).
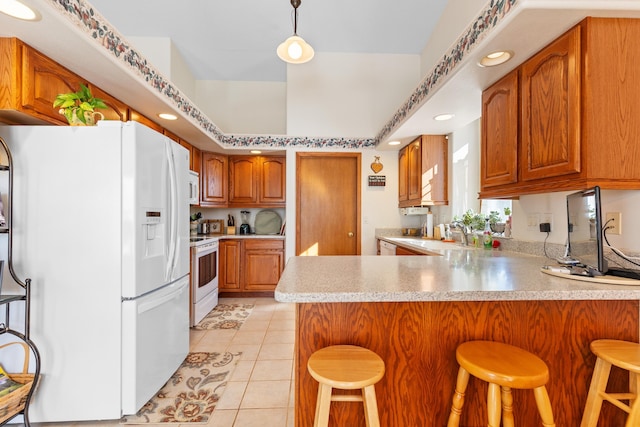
370 156 383 174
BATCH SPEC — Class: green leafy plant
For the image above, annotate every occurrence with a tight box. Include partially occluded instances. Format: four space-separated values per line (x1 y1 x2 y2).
488 210 501 225
454 209 486 231
53 84 107 125
504 207 511 216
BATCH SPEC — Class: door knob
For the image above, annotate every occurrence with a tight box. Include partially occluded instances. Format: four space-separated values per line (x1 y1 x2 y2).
348 232 354 237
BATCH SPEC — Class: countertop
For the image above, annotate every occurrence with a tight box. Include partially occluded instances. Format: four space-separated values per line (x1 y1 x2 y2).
275 237 640 303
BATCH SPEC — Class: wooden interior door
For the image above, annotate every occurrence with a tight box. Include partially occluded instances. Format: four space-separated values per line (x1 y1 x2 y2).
296 153 361 255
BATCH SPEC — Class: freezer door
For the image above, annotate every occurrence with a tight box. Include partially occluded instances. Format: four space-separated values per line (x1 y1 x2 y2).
121 276 190 415
121 122 190 298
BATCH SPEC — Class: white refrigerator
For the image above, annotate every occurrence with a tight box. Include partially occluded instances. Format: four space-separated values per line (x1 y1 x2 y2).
0 121 190 422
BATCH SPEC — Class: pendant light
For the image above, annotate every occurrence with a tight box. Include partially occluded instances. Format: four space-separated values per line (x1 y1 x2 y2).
277 0 314 64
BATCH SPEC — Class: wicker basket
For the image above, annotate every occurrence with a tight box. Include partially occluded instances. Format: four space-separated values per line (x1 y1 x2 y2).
0 341 35 424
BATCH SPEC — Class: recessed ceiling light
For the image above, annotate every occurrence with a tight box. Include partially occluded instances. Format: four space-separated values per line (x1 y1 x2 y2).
158 113 177 121
0 0 40 20
478 50 513 67
434 114 455 121
250 150 262 154
388 141 401 146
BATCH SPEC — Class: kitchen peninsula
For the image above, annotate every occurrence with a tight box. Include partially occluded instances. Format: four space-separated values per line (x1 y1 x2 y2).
275 244 640 426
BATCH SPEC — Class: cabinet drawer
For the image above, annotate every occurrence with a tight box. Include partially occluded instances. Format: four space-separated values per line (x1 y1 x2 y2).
244 239 284 250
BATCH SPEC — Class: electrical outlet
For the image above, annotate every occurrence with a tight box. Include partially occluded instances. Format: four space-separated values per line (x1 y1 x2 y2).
605 212 622 235
527 214 539 229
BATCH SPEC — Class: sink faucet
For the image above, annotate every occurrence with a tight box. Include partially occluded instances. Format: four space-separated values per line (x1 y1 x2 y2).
450 221 470 246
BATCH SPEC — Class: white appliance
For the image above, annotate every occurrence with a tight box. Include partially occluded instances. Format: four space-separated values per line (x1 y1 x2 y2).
0 121 190 422
191 238 219 326
379 240 397 255
188 170 199 205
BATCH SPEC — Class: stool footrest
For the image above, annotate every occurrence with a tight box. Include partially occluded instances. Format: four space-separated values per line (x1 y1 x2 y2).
599 392 635 413
332 395 364 403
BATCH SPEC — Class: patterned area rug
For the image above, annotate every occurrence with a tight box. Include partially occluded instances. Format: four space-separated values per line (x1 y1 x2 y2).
193 303 254 330
121 351 241 424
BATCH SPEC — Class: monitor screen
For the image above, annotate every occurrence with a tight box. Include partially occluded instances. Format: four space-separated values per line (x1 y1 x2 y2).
566 186 607 273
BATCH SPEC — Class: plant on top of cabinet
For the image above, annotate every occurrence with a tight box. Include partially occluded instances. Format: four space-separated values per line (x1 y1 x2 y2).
53 84 107 126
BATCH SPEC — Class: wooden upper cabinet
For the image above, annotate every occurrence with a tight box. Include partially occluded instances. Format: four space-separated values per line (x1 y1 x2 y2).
520 25 581 182
130 110 164 133
480 18 640 198
229 155 286 207
399 136 447 207
190 146 202 175
398 138 421 207
200 152 228 207
481 69 519 189
259 156 286 205
229 156 259 205
88 85 128 122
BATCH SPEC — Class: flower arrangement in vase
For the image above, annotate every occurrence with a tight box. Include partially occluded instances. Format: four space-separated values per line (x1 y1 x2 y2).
53 84 107 126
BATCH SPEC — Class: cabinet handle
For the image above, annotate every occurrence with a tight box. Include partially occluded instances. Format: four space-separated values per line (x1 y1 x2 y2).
348 232 354 237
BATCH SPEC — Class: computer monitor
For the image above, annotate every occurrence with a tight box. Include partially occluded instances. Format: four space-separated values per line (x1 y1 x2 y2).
565 186 607 274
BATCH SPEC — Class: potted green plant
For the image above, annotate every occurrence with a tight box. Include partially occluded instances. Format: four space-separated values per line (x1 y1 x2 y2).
53 84 107 126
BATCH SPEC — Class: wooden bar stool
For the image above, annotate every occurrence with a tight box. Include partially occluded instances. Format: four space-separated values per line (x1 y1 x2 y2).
307 345 385 427
447 340 555 427
581 339 640 427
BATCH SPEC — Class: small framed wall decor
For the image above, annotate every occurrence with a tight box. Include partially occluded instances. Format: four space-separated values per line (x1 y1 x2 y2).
209 219 225 234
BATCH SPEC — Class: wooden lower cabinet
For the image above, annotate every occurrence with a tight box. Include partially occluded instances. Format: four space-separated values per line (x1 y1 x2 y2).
219 238 284 296
395 246 426 255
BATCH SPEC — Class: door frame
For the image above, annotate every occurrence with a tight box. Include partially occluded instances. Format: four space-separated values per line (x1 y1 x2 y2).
295 152 361 255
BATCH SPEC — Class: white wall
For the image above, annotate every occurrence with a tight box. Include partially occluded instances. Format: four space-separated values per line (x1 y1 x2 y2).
194 81 287 135
445 119 481 222
286 52 421 137
127 36 196 100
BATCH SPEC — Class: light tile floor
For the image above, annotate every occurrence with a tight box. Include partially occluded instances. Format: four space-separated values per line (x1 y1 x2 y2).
35 297 296 427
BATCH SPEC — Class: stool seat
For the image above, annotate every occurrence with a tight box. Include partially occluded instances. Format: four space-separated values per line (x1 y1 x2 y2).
456 340 550 389
581 339 640 427
308 345 385 427
448 340 555 427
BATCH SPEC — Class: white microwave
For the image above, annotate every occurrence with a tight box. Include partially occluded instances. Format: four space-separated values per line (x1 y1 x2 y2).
188 171 199 205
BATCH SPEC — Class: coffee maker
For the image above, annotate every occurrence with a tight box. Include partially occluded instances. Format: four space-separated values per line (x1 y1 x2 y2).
239 210 251 235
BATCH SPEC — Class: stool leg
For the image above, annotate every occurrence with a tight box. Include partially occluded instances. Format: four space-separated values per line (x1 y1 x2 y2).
533 385 556 427
630 371 640 410
447 367 470 427
501 386 514 427
314 383 333 427
362 384 381 427
487 383 502 427
580 357 612 427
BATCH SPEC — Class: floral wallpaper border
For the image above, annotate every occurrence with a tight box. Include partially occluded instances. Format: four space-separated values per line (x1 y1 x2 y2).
48 0 516 150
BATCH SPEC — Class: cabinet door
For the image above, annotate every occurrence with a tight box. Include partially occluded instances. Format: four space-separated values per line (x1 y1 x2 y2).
229 156 259 205
259 156 286 205
398 146 409 204
520 25 581 182
201 152 228 207
421 135 448 205
219 240 241 291
481 70 519 189
407 139 422 203
89 85 128 122
21 43 84 125
243 240 284 291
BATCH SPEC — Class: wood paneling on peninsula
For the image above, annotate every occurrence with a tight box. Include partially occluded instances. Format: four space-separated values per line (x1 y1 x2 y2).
295 300 637 426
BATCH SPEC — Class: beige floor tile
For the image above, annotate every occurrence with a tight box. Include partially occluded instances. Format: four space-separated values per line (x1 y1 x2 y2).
233 408 288 427
250 359 293 381
263 330 295 345
239 319 270 332
257 343 294 360
271 310 295 320
246 310 273 321
231 330 267 345
287 407 295 427
240 380 291 409
215 381 248 410
207 409 238 426
268 319 295 331
225 343 261 361
230 360 255 381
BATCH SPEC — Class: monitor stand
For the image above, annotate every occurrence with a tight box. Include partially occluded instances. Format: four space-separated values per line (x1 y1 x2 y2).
607 267 640 280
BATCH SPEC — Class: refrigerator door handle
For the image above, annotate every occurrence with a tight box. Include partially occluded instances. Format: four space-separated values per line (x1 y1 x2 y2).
136 281 187 314
164 140 178 281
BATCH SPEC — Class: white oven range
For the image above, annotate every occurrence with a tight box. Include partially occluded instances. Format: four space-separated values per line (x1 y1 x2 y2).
191 237 219 326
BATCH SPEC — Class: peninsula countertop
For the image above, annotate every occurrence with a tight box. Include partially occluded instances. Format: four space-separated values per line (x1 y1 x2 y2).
275 241 640 303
